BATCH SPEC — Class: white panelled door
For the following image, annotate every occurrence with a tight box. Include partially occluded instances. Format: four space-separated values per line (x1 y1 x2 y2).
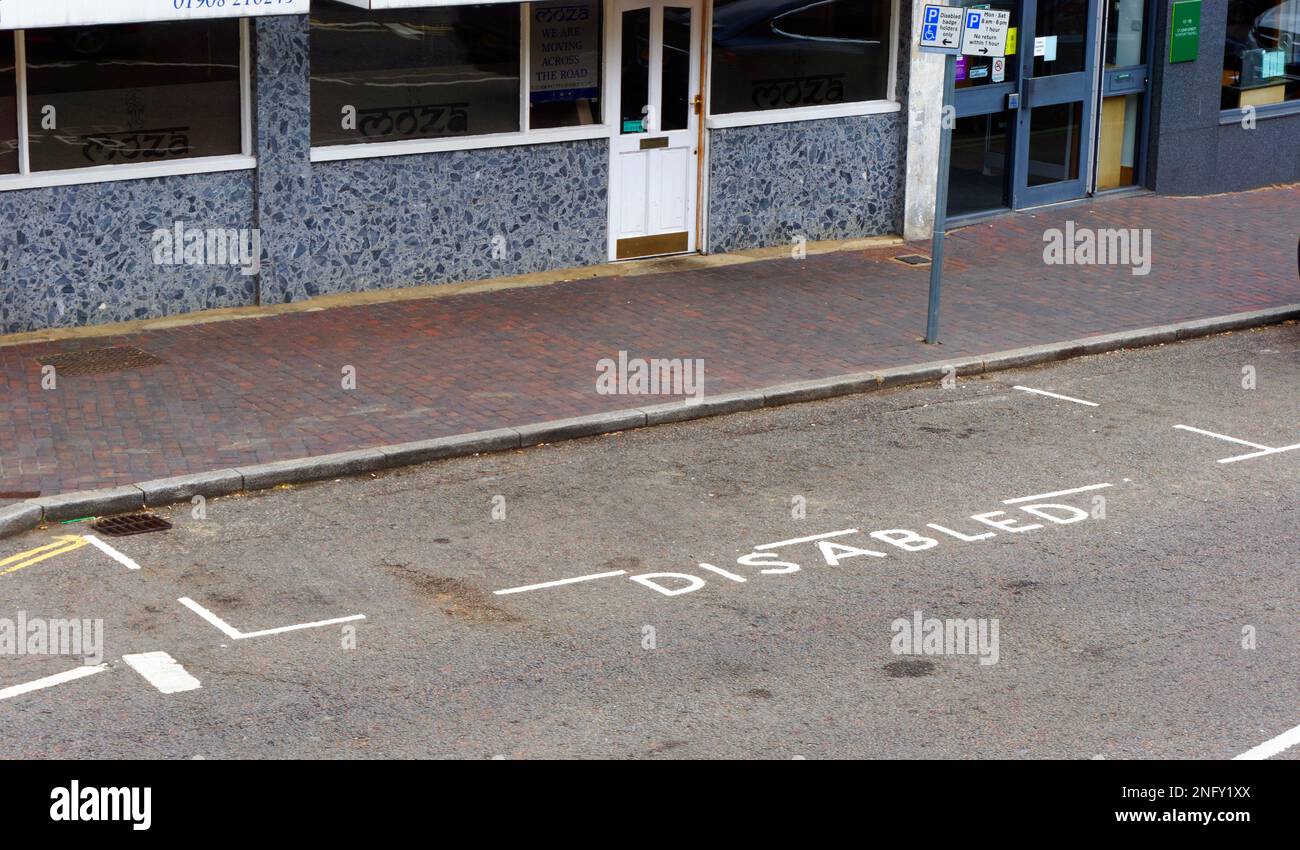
607 0 701 260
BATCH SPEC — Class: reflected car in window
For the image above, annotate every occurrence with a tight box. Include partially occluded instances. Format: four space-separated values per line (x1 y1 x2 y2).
710 0 891 114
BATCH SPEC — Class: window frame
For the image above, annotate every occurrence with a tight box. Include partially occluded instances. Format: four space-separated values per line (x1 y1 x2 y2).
0 19 255 193
703 0 902 129
1217 0 1300 123
310 1 610 164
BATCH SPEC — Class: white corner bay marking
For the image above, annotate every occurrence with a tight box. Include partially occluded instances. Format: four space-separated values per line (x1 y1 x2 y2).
1234 721 1300 760
0 663 108 702
123 652 201 695
493 569 627 596
178 597 365 640
1003 483 1112 505
1013 386 1099 407
83 534 141 570
1173 424 1300 464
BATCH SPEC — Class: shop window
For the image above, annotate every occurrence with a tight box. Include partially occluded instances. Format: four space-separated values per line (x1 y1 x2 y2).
23 21 243 173
0 37 17 175
0 21 247 186
311 0 604 151
710 0 893 116
311 3 520 147
529 1 603 129
1223 0 1300 110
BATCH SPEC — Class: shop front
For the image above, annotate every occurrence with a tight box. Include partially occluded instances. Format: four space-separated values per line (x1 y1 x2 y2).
0 1 1290 335
306 0 905 263
944 0 1157 220
0 0 910 334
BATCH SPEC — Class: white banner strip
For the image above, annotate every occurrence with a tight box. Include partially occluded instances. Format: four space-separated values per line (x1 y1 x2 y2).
0 0 310 30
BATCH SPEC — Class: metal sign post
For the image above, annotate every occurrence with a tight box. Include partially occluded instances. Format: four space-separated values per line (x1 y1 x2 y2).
919 6 1010 345
924 57 957 345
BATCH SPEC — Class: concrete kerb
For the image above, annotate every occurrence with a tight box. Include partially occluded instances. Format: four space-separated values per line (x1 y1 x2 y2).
1 306 1295 541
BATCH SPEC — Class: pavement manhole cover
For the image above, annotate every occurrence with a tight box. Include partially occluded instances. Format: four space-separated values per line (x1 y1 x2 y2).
38 346 165 376
893 254 932 267
91 513 173 537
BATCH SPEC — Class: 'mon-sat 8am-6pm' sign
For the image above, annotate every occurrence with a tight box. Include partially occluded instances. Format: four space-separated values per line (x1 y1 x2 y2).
0 0 310 29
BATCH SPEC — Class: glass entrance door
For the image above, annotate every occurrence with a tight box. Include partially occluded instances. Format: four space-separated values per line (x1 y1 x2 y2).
948 0 1020 219
1011 0 1100 206
946 0 1150 218
1094 0 1150 191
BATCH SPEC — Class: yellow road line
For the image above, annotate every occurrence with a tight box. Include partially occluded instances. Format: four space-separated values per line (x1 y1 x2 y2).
0 536 89 577
0 537 76 567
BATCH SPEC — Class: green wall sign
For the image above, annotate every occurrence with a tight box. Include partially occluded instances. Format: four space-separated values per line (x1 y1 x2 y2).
1169 0 1201 64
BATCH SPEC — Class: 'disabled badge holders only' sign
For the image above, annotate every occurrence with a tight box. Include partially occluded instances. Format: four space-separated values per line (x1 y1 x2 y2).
919 4 967 56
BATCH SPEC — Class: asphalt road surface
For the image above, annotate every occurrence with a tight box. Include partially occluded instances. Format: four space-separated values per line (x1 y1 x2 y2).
2 324 1297 759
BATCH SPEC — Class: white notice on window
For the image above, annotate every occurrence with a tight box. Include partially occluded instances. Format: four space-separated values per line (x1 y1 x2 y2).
530 1 601 105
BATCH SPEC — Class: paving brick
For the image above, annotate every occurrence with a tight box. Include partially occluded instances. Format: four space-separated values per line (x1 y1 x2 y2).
0 188 1296 497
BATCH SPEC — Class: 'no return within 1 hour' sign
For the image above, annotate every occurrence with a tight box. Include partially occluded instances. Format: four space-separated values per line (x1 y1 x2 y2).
961 8 1012 57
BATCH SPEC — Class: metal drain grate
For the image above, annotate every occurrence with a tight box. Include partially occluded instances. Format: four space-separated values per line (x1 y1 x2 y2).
38 346 165 376
893 254 932 267
91 513 173 537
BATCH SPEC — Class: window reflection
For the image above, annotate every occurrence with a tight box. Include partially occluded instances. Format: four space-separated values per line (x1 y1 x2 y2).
24 21 242 173
311 3 520 147
710 0 892 114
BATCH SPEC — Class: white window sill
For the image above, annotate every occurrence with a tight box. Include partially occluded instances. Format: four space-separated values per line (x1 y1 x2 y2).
0 154 256 193
310 124 611 163
705 100 901 130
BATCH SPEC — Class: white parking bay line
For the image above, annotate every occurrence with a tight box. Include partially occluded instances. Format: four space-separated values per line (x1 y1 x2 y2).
0 663 108 701
178 596 365 640
83 534 141 571
178 597 242 639
494 570 628 596
123 652 201 695
1173 425 1300 464
1002 483 1112 505
1172 424 1272 451
1013 386 1099 407
1218 443 1300 465
1234 722 1300 760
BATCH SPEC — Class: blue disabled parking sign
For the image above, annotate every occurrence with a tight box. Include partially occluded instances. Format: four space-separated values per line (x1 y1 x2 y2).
918 4 966 55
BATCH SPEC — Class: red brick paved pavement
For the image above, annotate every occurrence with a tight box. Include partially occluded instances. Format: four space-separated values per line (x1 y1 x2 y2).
2 187 1297 498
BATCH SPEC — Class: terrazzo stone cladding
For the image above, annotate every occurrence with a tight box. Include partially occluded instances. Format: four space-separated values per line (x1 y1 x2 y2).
706 112 906 253
304 142 609 296
0 172 255 336
255 14 315 306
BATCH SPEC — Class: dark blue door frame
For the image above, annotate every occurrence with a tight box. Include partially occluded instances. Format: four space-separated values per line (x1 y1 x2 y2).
948 0 1156 217
1010 0 1102 207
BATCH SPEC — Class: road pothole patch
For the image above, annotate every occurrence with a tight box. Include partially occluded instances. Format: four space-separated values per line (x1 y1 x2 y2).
883 659 937 678
383 563 519 623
